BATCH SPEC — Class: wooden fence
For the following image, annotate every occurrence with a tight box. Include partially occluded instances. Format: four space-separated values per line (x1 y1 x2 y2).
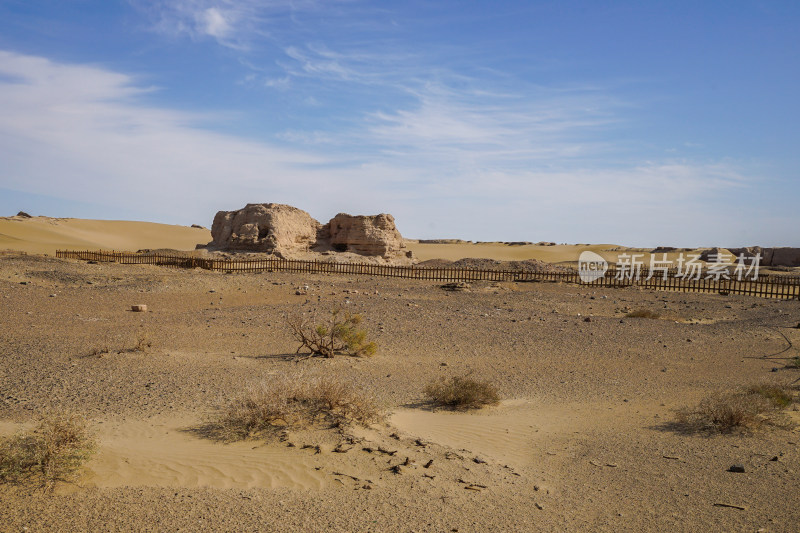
55 250 800 300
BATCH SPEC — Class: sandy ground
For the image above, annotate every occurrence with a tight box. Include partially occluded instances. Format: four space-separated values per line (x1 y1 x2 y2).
406 242 619 264
1 251 799 532
0 216 211 254
2 214 726 269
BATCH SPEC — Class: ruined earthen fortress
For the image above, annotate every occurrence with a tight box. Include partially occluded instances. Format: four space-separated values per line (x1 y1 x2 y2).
202 203 410 260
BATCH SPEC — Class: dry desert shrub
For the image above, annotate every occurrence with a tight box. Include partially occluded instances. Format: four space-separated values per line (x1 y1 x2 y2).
0 412 96 490
787 356 800 369
87 332 152 357
211 374 382 441
625 309 661 319
676 384 795 433
747 383 794 408
89 344 111 357
424 375 500 410
287 308 377 358
132 333 153 353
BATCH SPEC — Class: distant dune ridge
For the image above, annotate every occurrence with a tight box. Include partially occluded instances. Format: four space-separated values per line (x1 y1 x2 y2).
2 210 799 267
0 214 210 255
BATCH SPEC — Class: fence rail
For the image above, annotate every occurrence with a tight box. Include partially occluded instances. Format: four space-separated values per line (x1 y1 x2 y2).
55 249 800 300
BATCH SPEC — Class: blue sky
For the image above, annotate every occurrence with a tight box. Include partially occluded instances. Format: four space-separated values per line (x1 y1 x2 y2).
0 1 798 246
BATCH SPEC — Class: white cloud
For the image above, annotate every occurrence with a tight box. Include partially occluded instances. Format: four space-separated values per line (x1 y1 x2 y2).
284 45 354 79
199 8 232 40
0 50 769 245
131 0 342 50
0 50 340 221
132 0 266 49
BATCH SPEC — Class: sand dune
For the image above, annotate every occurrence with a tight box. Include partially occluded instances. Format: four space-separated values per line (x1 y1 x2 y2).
391 401 552 467
0 216 210 255
405 242 617 263
1 254 799 531
406 241 729 268
85 417 327 490
1 214 723 270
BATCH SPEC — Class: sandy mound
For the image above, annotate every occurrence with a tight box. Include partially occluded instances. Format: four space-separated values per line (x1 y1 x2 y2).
0 216 210 255
417 257 572 272
1 254 799 531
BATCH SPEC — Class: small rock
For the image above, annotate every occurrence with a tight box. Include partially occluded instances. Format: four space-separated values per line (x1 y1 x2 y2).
728 464 746 473
49 294 56 298
583 316 592 322
131 305 148 312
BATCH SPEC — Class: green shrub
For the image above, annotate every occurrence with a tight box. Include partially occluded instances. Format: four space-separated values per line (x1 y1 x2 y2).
287 308 377 358
0 412 96 490
747 384 794 408
424 375 500 410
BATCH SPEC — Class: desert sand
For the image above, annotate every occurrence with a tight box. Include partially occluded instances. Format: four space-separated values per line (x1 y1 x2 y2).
1 215 717 268
406 241 617 264
0 215 210 255
1 221 799 531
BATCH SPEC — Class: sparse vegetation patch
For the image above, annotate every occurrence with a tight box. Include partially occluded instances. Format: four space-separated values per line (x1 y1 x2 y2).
209 375 382 441
87 332 152 357
287 308 377 358
0 412 96 490
676 384 795 432
747 383 794 408
424 375 500 410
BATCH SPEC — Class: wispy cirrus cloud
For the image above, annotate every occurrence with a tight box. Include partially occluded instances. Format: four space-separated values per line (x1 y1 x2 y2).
131 0 273 49
364 87 624 164
0 50 337 218
0 48 766 245
130 0 351 50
